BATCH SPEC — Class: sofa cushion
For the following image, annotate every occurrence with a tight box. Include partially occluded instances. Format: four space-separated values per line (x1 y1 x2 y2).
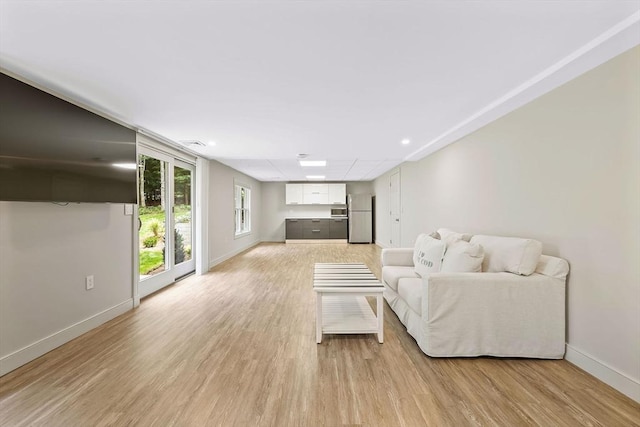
397 277 422 314
470 235 542 276
413 235 446 277
535 255 570 279
438 228 472 244
382 266 418 292
441 240 484 272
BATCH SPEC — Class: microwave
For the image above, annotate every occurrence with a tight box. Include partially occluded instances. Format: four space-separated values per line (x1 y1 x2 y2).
331 208 347 217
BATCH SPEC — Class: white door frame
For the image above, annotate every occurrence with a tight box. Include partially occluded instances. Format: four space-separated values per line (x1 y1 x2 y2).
135 145 197 299
137 147 175 298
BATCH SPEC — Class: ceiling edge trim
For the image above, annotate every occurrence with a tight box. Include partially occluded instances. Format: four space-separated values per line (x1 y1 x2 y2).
404 11 640 162
137 131 198 163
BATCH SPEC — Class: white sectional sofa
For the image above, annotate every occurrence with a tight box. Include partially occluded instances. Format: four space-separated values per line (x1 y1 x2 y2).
381 229 569 359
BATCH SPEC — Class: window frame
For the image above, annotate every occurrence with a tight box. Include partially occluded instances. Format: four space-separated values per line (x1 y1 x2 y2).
234 182 251 238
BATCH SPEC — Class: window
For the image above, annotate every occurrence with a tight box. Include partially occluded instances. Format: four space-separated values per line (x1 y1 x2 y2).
234 184 251 236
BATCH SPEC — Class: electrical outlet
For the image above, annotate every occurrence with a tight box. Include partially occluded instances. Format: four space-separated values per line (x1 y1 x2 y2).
86 275 94 290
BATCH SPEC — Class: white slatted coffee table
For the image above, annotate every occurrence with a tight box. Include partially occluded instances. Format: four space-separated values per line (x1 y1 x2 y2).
313 263 384 344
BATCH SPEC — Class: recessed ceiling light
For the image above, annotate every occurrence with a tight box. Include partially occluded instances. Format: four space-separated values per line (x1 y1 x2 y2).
208 140 216 146
299 160 326 167
112 163 137 170
401 139 411 145
306 175 325 180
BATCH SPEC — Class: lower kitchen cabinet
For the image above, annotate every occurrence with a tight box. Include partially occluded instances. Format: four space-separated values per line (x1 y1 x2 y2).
302 219 329 239
329 218 348 239
285 219 303 239
286 218 347 240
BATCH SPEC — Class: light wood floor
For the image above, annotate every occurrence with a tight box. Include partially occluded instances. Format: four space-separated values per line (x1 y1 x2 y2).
1 243 638 426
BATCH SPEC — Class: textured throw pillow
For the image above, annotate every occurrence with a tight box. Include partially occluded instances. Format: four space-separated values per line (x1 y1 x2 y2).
413 235 446 277
441 240 485 273
470 235 543 276
437 228 472 245
413 233 428 267
413 232 441 267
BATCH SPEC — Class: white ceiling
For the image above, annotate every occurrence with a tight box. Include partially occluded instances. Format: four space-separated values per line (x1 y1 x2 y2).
1 1 639 181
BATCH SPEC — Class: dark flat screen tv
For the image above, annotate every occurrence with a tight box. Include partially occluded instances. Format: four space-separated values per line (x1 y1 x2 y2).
0 73 137 203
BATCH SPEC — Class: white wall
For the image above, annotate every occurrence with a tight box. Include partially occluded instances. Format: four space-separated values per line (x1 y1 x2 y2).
195 157 210 275
373 171 393 248
261 182 288 242
208 160 262 267
373 46 640 400
260 181 374 242
346 181 374 195
0 202 134 375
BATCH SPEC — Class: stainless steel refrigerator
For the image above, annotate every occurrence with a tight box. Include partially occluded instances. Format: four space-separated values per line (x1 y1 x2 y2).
348 194 372 243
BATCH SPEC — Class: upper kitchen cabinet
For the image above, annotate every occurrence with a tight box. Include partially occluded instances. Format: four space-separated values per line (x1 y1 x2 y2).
286 183 347 205
303 183 329 204
285 183 304 205
328 184 346 204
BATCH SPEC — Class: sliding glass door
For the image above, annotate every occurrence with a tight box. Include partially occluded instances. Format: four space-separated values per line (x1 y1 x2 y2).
138 147 195 298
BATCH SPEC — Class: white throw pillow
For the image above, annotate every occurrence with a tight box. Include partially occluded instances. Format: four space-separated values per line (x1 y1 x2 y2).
413 233 428 267
437 228 472 245
413 235 446 277
470 235 543 276
441 240 484 273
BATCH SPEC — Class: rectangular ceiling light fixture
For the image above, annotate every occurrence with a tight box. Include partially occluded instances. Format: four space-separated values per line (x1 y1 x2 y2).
299 160 326 167
306 175 325 180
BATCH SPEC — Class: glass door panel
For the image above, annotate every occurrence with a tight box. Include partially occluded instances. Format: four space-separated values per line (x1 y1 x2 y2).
138 154 168 280
173 161 195 277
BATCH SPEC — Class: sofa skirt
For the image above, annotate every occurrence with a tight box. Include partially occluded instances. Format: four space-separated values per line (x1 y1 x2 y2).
384 286 429 354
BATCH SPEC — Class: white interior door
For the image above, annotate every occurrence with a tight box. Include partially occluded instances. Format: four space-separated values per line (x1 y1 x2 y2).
390 171 401 248
137 147 196 298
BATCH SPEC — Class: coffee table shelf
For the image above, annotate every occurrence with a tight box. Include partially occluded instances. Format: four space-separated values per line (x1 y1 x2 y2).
313 263 384 343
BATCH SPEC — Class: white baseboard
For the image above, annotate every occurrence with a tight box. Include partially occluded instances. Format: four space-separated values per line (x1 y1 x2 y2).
209 240 261 269
0 299 133 376
565 344 640 402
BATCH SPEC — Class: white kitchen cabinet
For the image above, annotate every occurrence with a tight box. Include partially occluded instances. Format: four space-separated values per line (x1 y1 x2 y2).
285 183 304 205
328 183 346 204
303 184 329 204
286 183 346 205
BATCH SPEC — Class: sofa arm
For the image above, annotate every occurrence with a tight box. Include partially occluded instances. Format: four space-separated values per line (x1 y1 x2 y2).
422 272 566 358
381 248 414 267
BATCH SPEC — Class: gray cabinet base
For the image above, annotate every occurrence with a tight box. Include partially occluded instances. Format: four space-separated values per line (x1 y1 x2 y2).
285 239 348 244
